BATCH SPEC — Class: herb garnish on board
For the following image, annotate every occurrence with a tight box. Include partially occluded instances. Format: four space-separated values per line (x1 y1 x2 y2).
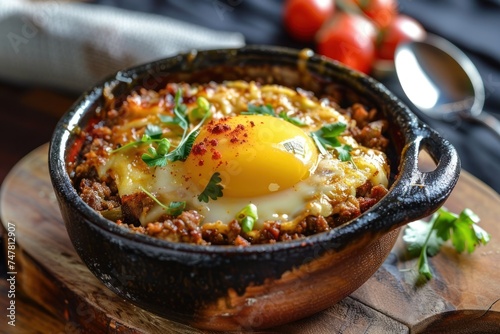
403 207 490 281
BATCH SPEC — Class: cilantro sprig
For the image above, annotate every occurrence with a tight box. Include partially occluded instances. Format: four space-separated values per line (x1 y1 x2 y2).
242 104 306 126
111 90 210 167
278 111 306 126
242 104 275 116
403 207 490 281
159 89 189 131
198 172 224 203
310 122 353 162
111 124 165 154
139 186 186 216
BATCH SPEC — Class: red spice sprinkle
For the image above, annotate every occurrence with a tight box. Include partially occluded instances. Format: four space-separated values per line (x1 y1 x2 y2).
191 142 207 155
212 151 222 160
210 123 231 134
198 160 204 166
250 121 255 127
209 139 218 146
224 121 249 145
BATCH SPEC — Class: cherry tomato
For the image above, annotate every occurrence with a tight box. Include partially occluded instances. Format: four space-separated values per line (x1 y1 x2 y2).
376 14 426 60
316 12 377 74
352 0 397 29
283 0 335 42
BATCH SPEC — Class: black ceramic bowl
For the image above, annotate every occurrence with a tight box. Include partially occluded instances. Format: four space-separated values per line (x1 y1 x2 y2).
49 46 460 331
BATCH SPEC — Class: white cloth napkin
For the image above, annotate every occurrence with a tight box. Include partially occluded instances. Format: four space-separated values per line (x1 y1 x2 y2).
0 0 245 92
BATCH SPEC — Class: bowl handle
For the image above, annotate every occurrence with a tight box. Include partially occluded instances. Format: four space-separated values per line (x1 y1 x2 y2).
376 125 461 232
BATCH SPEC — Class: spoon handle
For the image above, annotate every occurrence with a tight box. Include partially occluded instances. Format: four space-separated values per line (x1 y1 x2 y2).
468 112 500 138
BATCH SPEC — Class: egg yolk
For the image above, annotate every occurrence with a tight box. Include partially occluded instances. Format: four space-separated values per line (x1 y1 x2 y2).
184 115 318 198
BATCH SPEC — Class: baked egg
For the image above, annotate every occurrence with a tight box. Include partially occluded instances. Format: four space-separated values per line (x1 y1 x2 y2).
76 80 390 244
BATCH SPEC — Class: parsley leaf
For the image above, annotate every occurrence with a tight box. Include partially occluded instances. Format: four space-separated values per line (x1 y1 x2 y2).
164 201 187 216
198 172 224 203
165 127 199 162
404 216 444 258
111 91 211 167
165 109 210 163
403 207 490 281
242 104 306 126
139 186 186 216
278 111 306 126
311 123 345 148
242 104 275 116
310 122 353 162
145 124 163 139
159 89 189 131
111 133 164 154
335 144 353 162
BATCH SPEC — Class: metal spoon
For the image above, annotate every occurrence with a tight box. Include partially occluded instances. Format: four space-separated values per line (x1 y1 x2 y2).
394 34 500 137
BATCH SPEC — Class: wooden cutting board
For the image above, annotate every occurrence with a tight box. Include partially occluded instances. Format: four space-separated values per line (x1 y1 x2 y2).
1 144 500 333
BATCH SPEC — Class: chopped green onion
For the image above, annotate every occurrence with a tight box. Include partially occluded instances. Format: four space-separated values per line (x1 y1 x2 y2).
236 203 258 233
190 96 211 121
